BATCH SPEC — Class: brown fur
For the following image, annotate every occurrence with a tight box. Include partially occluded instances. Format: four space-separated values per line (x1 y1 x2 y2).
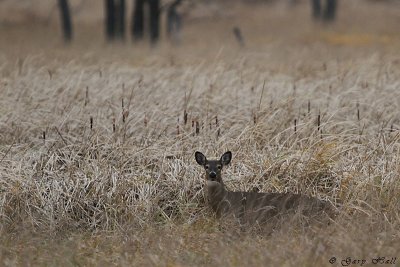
195 151 336 226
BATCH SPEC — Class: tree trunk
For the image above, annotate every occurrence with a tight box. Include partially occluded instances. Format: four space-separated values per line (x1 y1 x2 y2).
311 0 321 19
58 0 73 42
167 0 182 41
132 0 145 40
105 0 116 40
115 0 126 40
149 0 160 44
324 0 337 21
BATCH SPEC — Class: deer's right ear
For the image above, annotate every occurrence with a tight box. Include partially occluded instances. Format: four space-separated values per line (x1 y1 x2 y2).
195 151 206 166
220 151 232 166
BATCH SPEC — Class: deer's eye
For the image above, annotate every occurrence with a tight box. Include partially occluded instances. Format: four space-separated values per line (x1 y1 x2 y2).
205 165 209 169
217 165 221 170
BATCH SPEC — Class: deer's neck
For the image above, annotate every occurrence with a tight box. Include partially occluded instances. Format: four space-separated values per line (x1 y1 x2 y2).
206 181 227 214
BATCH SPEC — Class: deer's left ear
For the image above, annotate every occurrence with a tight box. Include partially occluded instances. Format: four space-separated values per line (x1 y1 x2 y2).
195 151 207 166
220 151 232 166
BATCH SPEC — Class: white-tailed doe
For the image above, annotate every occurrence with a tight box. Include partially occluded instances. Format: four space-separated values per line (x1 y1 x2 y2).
195 151 335 226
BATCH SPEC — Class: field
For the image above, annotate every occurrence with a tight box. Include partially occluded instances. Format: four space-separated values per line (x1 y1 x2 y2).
1 1 400 266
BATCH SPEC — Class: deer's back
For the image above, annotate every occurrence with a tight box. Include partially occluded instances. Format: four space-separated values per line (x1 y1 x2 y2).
222 191 333 224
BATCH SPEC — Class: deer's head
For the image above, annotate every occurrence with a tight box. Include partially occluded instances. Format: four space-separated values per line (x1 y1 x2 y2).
195 151 232 184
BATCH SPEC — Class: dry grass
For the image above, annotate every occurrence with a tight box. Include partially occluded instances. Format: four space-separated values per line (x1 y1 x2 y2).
1 1 400 266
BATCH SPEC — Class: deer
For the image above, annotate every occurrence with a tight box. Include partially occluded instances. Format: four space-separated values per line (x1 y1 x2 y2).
195 151 336 227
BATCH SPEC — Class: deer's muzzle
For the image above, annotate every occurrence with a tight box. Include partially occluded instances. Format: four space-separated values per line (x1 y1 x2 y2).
209 171 217 180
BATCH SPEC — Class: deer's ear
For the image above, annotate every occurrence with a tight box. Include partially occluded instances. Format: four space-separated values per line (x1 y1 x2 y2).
195 151 206 166
220 151 232 166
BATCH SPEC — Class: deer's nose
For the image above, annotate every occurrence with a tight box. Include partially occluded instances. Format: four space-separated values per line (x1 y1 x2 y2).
209 172 217 179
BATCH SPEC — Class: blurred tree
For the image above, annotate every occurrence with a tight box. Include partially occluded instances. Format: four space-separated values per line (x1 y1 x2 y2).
105 0 126 41
58 0 73 42
311 0 321 19
115 0 126 40
105 0 116 40
311 0 337 22
324 0 336 21
132 0 145 40
149 0 160 44
132 0 160 44
167 0 182 44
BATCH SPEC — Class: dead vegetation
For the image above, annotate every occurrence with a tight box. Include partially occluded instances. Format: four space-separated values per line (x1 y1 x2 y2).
0 1 400 266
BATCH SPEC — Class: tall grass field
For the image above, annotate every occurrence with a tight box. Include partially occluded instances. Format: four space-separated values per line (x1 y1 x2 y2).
0 1 400 266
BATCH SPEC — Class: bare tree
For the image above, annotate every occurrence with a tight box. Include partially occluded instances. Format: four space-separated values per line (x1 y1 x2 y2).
132 0 160 44
311 0 337 22
58 0 73 42
132 0 145 40
167 0 182 44
311 0 321 19
105 0 126 41
105 0 116 40
149 0 160 44
324 0 337 21
115 0 126 40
